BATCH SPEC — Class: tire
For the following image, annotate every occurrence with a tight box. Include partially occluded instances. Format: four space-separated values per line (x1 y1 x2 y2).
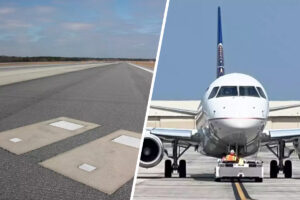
178 160 186 178
255 178 263 182
165 159 172 178
270 160 278 178
215 178 221 182
284 160 292 178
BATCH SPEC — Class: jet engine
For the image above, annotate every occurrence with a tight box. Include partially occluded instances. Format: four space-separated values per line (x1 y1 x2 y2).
140 134 164 168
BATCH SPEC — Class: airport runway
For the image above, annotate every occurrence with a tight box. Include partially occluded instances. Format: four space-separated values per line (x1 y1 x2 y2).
134 146 300 200
0 62 152 200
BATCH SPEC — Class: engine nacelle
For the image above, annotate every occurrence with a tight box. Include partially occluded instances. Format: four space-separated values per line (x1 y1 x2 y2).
140 133 164 168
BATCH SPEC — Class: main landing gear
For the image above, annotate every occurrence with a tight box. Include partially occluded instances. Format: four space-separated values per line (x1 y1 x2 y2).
267 140 294 178
164 139 190 178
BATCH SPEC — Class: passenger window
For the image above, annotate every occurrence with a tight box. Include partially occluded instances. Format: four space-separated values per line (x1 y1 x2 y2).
216 86 238 97
208 87 219 99
256 87 266 99
239 86 259 97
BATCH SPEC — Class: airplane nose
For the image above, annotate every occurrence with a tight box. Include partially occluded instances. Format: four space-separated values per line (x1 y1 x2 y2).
211 118 264 144
221 118 261 129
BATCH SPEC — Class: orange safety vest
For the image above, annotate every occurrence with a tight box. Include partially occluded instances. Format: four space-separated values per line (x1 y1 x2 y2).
226 154 237 161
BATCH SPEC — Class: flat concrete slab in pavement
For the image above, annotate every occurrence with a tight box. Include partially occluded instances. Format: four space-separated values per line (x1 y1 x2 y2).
41 129 140 195
0 117 99 155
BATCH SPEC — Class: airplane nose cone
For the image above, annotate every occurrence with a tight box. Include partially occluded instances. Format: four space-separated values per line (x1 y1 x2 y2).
221 118 261 129
210 118 265 144
211 118 263 131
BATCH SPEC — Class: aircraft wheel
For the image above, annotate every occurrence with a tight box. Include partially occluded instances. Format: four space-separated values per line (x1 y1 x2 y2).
284 160 292 178
215 178 221 182
165 159 172 178
255 177 263 182
270 160 278 178
178 160 186 178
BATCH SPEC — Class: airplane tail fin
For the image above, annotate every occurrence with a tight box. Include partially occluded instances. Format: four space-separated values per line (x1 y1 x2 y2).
217 6 225 78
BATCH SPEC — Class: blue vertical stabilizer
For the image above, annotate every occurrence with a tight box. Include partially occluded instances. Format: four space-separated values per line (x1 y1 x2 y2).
218 7 223 44
217 6 225 78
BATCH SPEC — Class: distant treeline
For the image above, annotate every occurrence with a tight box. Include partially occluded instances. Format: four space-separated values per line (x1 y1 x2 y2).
0 56 155 63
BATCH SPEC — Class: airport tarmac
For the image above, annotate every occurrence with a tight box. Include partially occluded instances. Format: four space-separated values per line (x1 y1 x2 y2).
133 146 300 200
0 62 152 200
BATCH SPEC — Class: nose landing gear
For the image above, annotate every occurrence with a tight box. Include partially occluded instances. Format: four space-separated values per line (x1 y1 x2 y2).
267 140 294 178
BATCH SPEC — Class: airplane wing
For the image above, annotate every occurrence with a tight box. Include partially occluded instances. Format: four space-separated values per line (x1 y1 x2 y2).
150 105 201 116
147 127 198 141
262 128 300 143
269 103 300 112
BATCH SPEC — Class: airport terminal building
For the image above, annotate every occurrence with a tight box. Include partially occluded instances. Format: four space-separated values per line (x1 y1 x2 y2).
147 101 300 129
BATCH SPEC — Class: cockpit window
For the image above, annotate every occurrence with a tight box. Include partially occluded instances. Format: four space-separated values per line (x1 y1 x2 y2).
216 86 238 97
256 87 266 99
239 86 259 97
208 87 219 99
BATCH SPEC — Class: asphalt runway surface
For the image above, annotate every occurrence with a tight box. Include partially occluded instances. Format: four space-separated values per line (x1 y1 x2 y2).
0 62 152 200
134 145 300 200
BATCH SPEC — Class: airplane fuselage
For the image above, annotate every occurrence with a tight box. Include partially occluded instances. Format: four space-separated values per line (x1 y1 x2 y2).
140 7 296 180
196 73 269 157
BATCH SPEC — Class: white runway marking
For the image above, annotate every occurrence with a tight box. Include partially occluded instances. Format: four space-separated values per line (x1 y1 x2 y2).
127 63 153 73
112 135 140 148
50 120 83 131
79 163 96 172
9 138 22 143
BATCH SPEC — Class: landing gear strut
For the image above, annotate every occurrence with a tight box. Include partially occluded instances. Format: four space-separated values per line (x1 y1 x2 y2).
164 139 190 178
267 140 294 178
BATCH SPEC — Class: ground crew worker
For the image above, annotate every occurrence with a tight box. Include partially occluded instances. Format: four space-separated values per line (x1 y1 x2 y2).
225 149 237 162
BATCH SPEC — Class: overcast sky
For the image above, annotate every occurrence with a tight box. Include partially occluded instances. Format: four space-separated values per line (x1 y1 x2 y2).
0 0 166 58
152 0 300 100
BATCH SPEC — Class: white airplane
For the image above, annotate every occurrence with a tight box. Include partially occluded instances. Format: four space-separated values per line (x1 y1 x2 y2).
140 7 300 181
